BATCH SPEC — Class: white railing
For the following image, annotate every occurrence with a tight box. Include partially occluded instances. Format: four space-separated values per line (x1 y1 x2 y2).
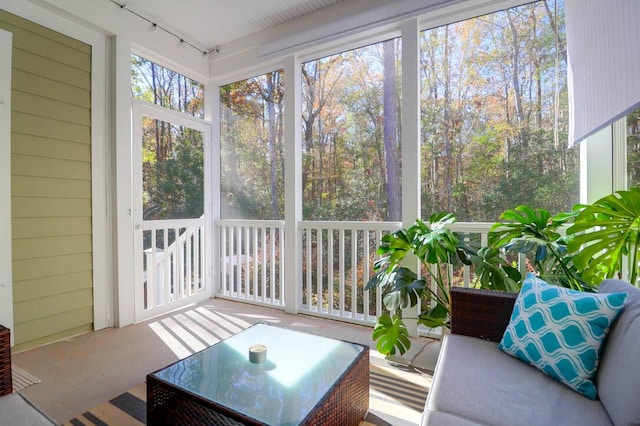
143 217 206 311
299 221 402 326
217 219 285 307
215 219 498 330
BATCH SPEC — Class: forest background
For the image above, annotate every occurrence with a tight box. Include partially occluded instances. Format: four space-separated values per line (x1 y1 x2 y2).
131 0 639 229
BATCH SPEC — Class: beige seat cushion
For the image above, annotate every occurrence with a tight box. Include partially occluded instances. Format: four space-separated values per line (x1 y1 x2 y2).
0 393 55 426
424 334 612 426
596 279 640 426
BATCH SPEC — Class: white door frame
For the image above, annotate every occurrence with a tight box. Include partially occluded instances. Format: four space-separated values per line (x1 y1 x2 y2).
132 101 213 322
0 29 13 343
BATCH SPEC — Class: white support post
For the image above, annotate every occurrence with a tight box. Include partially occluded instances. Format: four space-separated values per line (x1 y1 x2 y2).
284 55 302 314
580 125 613 204
401 18 421 337
612 117 628 192
113 35 136 327
207 83 220 298
0 30 13 343
91 32 111 330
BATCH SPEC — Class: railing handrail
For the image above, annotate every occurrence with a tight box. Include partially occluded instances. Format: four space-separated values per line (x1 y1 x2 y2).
300 220 402 230
144 217 205 230
218 219 494 229
216 219 285 227
300 220 495 232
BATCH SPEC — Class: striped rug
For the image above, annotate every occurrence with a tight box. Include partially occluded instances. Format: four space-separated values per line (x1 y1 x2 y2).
63 358 430 426
12 364 41 392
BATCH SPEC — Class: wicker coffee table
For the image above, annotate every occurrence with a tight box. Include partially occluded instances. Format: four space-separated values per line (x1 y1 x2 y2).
147 323 369 425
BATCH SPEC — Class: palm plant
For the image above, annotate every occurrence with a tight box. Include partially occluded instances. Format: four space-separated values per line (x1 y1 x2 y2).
567 188 640 286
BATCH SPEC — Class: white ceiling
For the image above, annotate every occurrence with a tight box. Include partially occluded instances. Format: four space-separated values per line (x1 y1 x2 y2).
114 0 348 52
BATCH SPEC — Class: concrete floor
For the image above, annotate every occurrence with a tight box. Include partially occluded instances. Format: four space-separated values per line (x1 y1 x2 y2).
12 297 433 424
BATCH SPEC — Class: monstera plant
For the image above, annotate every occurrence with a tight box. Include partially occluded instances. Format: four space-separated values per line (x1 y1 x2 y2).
567 188 640 287
489 205 591 292
366 189 640 357
365 214 461 356
365 213 515 356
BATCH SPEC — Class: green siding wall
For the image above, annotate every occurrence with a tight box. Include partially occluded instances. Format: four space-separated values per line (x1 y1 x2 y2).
0 10 93 351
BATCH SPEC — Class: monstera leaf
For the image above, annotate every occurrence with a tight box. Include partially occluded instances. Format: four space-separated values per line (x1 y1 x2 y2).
409 214 458 265
568 188 640 286
372 314 411 356
489 205 567 249
366 267 425 310
470 246 520 292
418 303 449 329
489 205 582 290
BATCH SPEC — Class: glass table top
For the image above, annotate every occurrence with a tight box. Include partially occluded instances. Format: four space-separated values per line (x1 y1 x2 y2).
150 323 365 425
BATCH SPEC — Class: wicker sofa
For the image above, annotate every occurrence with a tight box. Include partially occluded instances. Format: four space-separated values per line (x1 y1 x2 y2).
422 279 640 426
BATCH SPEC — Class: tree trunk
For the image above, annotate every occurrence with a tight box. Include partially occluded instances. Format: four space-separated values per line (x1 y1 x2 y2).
507 9 526 148
443 27 453 211
383 39 401 222
265 72 279 219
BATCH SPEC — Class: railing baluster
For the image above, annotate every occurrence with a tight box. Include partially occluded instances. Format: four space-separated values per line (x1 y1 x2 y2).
339 229 345 317
196 227 201 291
230 226 236 296
177 228 184 300
253 226 258 300
270 226 276 304
316 227 323 313
149 230 156 308
328 228 334 316
244 225 250 299
260 226 267 303
351 229 357 318
164 228 170 304
305 227 312 308
375 229 382 319
186 228 192 296
363 230 370 322
221 226 227 295
278 226 284 305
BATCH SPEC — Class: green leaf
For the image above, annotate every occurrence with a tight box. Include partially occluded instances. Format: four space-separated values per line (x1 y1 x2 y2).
418 303 449 329
567 188 640 285
380 268 424 310
489 204 581 289
372 314 411 356
470 246 520 292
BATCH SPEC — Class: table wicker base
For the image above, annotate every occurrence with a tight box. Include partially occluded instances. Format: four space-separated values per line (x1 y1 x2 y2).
147 342 369 426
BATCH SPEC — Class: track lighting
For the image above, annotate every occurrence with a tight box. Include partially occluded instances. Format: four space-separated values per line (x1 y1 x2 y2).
110 0 216 59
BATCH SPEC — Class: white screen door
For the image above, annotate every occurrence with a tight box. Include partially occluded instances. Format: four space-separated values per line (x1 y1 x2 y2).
132 102 212 321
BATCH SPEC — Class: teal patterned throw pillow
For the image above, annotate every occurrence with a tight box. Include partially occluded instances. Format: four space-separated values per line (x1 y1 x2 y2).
499 273 627 399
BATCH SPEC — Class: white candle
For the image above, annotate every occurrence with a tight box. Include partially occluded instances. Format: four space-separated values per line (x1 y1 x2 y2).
249 344 267 363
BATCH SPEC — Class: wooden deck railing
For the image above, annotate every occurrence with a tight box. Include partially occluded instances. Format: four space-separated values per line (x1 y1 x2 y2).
215 220 498 333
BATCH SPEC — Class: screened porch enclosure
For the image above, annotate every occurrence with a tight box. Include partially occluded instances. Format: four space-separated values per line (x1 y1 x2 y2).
208 0 578 332
126 0 635 336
